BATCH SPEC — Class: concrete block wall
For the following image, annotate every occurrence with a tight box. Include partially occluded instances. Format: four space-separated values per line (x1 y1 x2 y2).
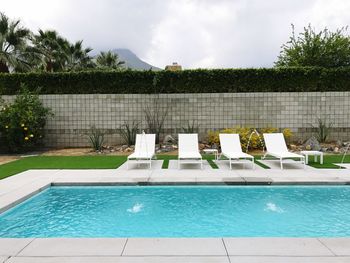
3 92 350 147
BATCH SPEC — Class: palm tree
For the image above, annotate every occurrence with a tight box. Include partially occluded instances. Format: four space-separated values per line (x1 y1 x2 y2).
0 12 32 73
32 29 68 72
96 51 124 69
64 40 94 71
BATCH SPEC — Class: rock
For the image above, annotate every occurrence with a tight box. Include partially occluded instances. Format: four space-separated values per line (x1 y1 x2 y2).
124 147 132 152
172 145 178 150
334 147 339 153
343 141 350 147
120 145 128 151
290 144 297 151
321 147 328 152
199 143 205 150
163 135 176 144
304 137 321 151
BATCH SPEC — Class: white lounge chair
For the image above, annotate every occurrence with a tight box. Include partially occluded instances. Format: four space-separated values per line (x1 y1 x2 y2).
127 134 156 169
219 134 255 169
263 133 305 169
178 134 203 169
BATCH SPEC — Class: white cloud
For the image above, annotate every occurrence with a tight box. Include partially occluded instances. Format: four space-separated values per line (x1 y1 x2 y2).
1 0 350 68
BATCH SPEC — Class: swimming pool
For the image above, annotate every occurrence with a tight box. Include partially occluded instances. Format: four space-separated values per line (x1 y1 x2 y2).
0 185 349 237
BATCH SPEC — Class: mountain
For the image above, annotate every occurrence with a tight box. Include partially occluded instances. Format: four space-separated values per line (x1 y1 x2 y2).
112 49 161 71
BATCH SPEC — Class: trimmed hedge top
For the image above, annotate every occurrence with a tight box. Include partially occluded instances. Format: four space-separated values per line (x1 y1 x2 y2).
0 67 350 95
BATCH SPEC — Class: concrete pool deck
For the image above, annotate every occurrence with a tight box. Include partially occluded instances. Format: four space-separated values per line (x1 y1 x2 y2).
1 160 350 262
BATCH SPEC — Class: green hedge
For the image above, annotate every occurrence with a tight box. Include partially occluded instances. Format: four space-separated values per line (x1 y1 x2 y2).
0 67 350 94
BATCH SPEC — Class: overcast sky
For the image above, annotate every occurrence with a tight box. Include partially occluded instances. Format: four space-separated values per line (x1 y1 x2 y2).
2 0 350 69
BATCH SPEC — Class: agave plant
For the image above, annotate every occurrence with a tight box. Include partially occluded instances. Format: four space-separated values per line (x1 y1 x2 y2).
88 126 105 151
119 121 140 146
181 120 199 133
312 118 333 143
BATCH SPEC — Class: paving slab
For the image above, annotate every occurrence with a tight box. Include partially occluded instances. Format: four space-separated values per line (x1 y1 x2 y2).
222 177 246 184
123 238 227 256
335 164 350 169
6 256 230 263
216 161 257 171
229 256 350 262
0 257 8 263
0 239 34 256
259 159 306 170
168 160 212 170
223 238 333 256
319 238 350 256
243 177 272 185
18 238 127 257
0 180 51 213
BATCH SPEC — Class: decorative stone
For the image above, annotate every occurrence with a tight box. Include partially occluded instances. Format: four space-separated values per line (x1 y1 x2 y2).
163 135 176 144
304 137 321 151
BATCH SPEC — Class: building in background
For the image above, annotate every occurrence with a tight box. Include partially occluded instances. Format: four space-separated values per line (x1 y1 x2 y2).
165 62 182 71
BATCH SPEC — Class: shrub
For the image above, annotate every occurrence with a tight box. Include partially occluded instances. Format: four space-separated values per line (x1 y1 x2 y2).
207 127 293 152
312 118 333 143
87 125 105 151
144 97 168 144
0 86 53 152
182 120 199 133
1 67 350 95
119 121 140 146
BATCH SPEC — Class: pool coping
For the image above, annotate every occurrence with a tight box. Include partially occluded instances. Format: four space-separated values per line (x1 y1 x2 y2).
1 237 350 262
1 164 350 261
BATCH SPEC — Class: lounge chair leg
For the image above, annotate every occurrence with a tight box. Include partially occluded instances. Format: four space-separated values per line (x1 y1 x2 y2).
229 159 232 170
280 158 283 169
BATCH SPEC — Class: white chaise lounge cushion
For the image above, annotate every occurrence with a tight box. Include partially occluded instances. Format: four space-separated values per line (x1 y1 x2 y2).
219 133 253 158
178 134 201 159
263 133 303 158
128 134 155 159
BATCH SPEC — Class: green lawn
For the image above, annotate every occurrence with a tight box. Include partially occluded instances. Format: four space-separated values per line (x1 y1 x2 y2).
0 154 349 180
0 156 127 180
307 154 350 169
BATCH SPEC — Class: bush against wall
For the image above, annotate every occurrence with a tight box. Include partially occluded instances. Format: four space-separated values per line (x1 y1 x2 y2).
207 127 293 151
0 67 350 94
0 86 53 152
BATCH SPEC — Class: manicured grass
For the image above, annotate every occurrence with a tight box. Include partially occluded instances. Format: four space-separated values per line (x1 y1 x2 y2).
1 154 349 180
0 156 127 180
307 154 350 169
157 155 218 169
253 156 270 169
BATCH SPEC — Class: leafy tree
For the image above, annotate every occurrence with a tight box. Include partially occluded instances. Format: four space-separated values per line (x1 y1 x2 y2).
275 24 350 68
96 51 125 69
0 12 32 73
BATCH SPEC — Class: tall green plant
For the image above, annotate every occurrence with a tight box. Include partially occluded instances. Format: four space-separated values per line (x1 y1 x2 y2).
144 97 168 144
0 85 53 152
87 125 105 151
119 121 140 146
181 120 199 133
312 118 333 143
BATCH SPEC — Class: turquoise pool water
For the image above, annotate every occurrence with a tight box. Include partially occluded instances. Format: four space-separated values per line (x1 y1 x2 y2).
0 186 350 237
